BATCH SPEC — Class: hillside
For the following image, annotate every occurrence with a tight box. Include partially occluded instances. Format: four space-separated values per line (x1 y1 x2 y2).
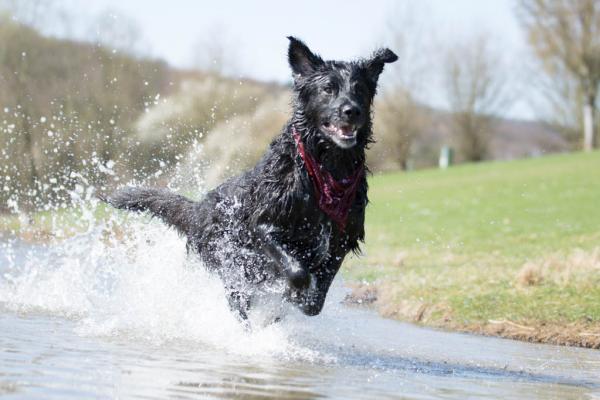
0 19 285 210
0 17 571 212
345 151 600 347
0 18 172 210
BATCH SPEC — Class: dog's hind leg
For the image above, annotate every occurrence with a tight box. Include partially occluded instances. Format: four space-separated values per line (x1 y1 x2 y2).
101 187 196 236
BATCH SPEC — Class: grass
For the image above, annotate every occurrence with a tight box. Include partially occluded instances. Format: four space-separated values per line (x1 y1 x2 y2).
344 151 600 344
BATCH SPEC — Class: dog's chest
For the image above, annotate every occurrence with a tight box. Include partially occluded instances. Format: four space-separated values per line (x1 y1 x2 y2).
294 220 331 265
290 182 365 255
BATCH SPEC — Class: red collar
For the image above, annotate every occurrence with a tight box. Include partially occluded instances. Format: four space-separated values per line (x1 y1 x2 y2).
292 127 364 231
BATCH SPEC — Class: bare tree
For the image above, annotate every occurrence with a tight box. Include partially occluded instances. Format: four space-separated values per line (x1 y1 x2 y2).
191 24 239 76
518 0 600 151
0 14 169 209
375 90 424 170
371 3 429 170
443 35 509 162
527 58 582 148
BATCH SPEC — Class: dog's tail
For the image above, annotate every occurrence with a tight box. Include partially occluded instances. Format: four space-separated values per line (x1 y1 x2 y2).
100 187 196 236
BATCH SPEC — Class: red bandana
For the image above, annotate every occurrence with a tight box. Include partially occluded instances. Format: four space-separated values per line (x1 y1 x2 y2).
292 128 364 231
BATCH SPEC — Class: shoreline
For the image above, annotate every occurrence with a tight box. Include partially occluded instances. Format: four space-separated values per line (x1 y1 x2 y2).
2 209 599 350
344 282 600 349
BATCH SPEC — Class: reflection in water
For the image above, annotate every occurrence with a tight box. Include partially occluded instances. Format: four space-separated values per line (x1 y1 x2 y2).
1 226 600 399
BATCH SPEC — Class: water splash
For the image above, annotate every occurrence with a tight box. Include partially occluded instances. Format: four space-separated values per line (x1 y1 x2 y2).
0 208 330 362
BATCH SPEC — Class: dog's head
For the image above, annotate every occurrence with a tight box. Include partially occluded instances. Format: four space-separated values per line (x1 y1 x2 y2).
288 36 397 149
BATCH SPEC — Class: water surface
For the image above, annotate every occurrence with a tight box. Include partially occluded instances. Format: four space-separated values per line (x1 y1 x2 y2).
1 223 599 399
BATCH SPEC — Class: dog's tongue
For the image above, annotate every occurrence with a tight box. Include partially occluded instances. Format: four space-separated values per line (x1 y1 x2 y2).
339 125 354 137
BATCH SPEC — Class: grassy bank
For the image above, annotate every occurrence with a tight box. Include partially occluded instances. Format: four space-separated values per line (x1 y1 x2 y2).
345 151 600 347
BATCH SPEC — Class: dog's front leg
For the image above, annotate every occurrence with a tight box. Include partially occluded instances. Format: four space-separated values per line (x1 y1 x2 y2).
255 224 310 289
294 257 342 316
226 289 252 330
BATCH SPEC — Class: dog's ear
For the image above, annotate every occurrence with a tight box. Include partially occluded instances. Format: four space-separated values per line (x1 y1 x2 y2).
287 36 324 77
364 48 398 84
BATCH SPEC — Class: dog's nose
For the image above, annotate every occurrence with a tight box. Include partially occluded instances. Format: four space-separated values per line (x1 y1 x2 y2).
342 104 361 119
288 269 310 289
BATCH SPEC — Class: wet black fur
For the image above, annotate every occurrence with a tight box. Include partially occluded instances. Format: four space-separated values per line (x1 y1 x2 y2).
104 37 397 321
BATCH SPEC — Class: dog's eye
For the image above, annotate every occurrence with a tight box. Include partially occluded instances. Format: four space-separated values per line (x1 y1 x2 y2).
323 85 333 95
352 82 365 94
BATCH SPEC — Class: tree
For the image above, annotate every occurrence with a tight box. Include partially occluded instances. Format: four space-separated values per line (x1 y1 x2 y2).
443 35 508 162
375 90 424 170
0 17 169 209
191 24 239 76
518 0 600 151
371 3 428 170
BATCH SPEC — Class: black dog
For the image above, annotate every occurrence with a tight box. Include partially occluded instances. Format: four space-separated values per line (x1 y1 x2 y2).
104 37 397 322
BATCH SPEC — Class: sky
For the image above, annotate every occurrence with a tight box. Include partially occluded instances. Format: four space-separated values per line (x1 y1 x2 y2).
48 0 534 119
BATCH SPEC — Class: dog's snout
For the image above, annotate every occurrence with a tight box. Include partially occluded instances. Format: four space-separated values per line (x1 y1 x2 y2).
341 104 361 120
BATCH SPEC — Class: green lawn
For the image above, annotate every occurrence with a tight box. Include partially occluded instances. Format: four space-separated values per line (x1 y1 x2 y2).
345 151 600 331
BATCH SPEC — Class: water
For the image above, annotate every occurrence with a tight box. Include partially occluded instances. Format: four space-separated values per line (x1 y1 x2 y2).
1 219 600 399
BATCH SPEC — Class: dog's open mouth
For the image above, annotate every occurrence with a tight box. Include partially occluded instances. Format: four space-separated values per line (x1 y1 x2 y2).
321 122 357 145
